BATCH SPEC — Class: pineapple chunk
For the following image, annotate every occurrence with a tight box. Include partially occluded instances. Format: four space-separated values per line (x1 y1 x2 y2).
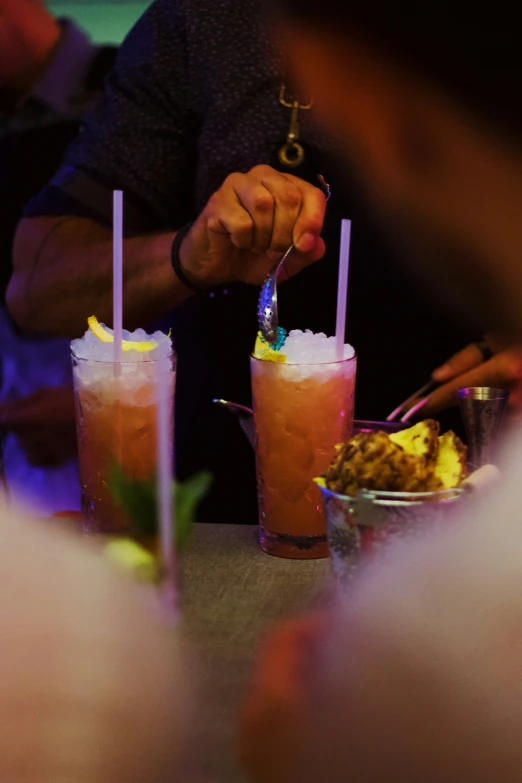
322 420 468 496
324 431 429 496
434 430 468 489
389 419 440 465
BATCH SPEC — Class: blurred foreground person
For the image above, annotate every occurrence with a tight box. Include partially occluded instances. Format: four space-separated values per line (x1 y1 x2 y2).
0 510 195 780
265 1 522 418
239 3 522 780
241 446 522 782
0 0 116 513
269 1 522 343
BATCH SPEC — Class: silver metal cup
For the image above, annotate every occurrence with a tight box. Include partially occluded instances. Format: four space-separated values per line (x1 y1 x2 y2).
457 387 508 470
319 484 464 583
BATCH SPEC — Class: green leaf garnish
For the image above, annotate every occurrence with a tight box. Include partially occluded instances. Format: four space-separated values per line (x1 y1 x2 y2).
174 471 213 549
108 464 212 550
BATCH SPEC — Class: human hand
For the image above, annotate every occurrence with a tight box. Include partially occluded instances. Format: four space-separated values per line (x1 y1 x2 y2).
178 165 327 289
0 386 77 467
420 338 522 416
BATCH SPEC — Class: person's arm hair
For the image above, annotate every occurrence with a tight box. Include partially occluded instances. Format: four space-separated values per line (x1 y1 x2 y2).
9 215 191 336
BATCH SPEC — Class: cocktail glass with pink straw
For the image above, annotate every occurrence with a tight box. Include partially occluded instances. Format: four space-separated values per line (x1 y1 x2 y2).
71 191 176 541
251 218 357 559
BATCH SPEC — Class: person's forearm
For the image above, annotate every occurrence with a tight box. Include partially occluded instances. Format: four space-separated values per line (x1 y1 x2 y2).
9 216 193 336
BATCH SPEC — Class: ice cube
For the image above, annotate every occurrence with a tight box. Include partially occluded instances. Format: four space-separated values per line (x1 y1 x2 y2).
71 323 173 364
282 329 355 367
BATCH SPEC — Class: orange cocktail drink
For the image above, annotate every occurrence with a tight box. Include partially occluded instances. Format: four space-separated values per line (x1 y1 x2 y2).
251 331 356 559
72 322 175 535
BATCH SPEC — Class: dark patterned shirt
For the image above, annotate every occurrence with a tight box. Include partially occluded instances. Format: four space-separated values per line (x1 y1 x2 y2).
24 0 475 523
26 0 332 229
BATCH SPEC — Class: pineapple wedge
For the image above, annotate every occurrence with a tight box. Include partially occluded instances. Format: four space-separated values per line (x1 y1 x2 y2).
325 431 429 495
434 430 468 489
389 419 440 465
322 420 468 495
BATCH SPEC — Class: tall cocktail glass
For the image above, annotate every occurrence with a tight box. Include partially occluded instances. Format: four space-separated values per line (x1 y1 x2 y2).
251 352 357 559
72 348 175 535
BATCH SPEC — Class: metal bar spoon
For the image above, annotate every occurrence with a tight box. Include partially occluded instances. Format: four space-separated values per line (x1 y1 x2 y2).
257 174 331 344
212 399 408 451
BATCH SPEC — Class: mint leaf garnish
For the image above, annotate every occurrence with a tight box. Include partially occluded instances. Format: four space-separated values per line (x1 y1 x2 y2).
108 464 212 550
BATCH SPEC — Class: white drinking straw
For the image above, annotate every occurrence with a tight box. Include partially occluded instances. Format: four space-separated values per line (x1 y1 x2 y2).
113 190 123 363
335 219 352 361
156 360 177 613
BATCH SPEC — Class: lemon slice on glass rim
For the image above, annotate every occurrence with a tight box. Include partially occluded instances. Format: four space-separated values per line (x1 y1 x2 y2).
88 315 159 353
253 332 287 363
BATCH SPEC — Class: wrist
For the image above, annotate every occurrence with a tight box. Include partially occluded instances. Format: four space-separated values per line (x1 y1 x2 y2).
170 223 207 294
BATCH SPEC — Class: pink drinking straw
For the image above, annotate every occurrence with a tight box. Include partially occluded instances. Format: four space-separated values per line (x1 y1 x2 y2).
113 190 123 363
335 219 352 361
156 360 177 618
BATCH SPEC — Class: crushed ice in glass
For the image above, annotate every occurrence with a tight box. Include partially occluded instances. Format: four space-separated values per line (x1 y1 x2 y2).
283 330 355 364
71 323 172 362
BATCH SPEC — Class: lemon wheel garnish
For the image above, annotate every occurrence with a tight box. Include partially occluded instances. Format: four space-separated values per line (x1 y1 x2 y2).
254 334 287 363
88 315 159 353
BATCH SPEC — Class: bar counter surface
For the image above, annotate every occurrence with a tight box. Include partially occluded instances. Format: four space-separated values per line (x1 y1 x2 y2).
182 523 330 782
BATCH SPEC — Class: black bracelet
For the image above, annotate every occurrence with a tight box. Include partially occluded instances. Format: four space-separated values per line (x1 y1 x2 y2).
171 222 206 294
